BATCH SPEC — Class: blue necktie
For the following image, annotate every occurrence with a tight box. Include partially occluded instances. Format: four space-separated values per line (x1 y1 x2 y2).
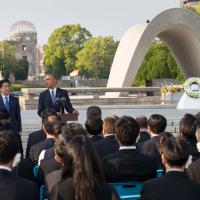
51 90 55 106
5 96 10 111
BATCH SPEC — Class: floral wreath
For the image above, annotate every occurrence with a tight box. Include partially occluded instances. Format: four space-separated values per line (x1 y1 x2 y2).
184 77 200 98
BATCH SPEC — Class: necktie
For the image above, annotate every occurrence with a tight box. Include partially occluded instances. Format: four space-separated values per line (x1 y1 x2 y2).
5 96 10 111
51 90 55 106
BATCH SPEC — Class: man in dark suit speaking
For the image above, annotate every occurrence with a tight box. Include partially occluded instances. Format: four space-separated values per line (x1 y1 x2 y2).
38 74 78 116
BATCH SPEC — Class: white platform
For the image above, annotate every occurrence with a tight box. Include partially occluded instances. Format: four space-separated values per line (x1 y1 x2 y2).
177 93 200 109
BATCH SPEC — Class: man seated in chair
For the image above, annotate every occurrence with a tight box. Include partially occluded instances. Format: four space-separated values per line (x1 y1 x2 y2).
102 116 158 182
141 137 200 200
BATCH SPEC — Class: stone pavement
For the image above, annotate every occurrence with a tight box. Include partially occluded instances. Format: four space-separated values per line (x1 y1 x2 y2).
21 104 199 155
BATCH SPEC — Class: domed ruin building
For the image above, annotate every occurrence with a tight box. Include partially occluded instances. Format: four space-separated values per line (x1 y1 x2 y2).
8 21 44 79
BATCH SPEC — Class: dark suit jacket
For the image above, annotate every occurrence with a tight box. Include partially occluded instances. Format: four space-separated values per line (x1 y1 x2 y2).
26 129 46 158
187 158 200 184
0 94 21 132
38 87 74 116
141 171 200 200
89 135 103 143
95 135 119 159
138 136 160 156
0 169 38 200
103 149 158 182
50 177 120 200
29 138 55 164
37 158 63 186
44 146 55 160
137 131 150 144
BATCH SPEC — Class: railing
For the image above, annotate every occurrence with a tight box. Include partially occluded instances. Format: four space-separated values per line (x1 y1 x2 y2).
21 87 160 99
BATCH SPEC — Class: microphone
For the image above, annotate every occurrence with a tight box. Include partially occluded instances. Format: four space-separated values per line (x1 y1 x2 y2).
61 97 67 114
55 97 61 113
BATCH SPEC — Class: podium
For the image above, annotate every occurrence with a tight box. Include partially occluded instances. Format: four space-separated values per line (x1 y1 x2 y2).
58 113 78 122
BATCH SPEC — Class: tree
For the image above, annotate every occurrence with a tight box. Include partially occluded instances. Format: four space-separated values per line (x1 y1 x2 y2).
0 41 16 78
14 58 29 80
134 41 184 85
44 24 92 78
76 36 118 79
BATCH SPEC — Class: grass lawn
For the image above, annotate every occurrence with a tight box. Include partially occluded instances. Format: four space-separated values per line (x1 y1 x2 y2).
11 83 43 91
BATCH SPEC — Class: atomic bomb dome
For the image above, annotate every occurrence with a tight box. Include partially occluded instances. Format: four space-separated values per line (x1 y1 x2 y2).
8 21 44 78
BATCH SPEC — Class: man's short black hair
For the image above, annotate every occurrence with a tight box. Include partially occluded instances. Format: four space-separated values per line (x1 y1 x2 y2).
136 115 148 128
160 137 189 167
86 106 102 120
148 114 167 135
179 113 200 141
0 79 11 88
41 108 57 123
0 131 18 164
85 118 103 135
115 116 140 146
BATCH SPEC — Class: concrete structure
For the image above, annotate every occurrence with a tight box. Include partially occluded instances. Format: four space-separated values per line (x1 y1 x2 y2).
8 21 44 78
107 8 200 96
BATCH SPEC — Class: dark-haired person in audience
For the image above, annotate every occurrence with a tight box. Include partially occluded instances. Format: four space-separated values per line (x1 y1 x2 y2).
38 123 87 189
187 127 200 184
103 116 158 182
86 105 102 120
179 113 200 161
45 123 87 194
0 79 23 155
136 115 150 143
95 116 119 159
138 114 167 156
85 117 103 143
29 118 61 164
141 137 200 200
0 131 38 200
51 135 120 200
26 108 58 158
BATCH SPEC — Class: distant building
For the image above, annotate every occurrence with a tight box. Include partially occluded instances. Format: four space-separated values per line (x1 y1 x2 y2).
180 0 200 8
7 21 44 79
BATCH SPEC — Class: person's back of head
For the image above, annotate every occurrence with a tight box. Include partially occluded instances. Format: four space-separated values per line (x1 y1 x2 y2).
86 106 102 120
43 118 63 137
103 116 119 136
0 131 18 166
62 122 87 137
115 116 140 146
179 113 200 142
63 135 104 200
136 115 148 129
85 118 103 136
41 108 58 123
160 137 189 170
148 114 167 135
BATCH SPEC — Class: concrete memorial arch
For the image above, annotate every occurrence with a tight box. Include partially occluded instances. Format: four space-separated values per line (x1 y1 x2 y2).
107 8 200 97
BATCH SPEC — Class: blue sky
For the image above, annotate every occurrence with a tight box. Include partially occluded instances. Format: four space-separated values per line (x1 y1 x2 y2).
0 0 180 45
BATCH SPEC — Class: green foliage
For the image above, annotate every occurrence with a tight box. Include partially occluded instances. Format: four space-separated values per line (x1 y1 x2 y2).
135 41 185 84
76 36 118 79
14 58 29 80
0 41 16 78
44 24 92 78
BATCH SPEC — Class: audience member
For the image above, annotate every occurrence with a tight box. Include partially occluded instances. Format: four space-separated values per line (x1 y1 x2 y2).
50 135 119 200
138 114 167 156
103 116 158 182
136 115 150 143
187 127 200 184
39 123 87 192
0 131 38 200
141 137 200 200
29 118 61 164
179 113 200 161
85 118 103 143
95 116 119 159
86 105 102 120
26 108 58 158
